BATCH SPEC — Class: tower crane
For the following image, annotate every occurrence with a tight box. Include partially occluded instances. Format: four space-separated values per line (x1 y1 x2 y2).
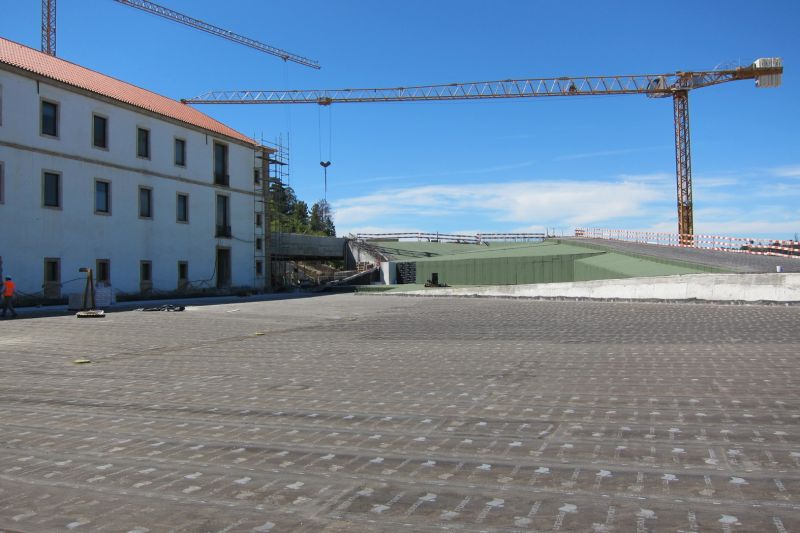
39 0 319 68
184 59 783 240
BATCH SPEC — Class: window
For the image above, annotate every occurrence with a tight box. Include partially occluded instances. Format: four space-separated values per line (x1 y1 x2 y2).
174 138 186 166
254 168 260 184
256 237 263 250
93 114 108 148
213 142 228 185
178 261 188 289
176 193 188 223
215 194 230 237
44 258 60 284
137 127 150 158
95 179 110 214
41 100 58 137
256 260 263 276
139 186 152 218
43 257 61 298
255 213 262 227
43 171 61 208
96 259 110 284
140 261 152 282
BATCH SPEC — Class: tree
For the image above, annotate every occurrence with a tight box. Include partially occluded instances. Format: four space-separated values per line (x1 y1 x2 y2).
311 200 335 236
291 201 309 233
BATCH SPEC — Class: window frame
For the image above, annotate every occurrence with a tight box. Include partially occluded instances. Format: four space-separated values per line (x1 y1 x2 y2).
176 192 189 223
96 259 111 284
43 257 61 284
138 186 153 219
136 127 151 159
178 261 188 284
174 137 186 167
94 178 111 215
40 98 59 138
140 260 152 283
92 113 109 150
213 141 229 186
42 170 62 209
215 193 231 238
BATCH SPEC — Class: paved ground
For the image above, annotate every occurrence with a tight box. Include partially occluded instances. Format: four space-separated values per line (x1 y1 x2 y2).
567 237 800 273
1 294 798 532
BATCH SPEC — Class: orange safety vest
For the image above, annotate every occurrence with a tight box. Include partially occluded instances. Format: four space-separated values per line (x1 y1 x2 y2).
3 280 14 297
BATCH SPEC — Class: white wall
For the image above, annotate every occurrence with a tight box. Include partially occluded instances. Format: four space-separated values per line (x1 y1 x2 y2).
0 67 265 297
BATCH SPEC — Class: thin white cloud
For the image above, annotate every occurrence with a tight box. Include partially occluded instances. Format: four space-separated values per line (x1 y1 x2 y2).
333 179 666 235
772 165 800 178
554 145 667 162
340 160 538 186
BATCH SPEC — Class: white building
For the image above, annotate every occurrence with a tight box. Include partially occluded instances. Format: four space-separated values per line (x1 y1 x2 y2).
0 37 271 299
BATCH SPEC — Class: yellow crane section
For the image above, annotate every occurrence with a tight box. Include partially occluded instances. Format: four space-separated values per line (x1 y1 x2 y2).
185 59 783 240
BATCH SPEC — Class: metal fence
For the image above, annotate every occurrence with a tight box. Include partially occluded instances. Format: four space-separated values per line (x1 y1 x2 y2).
355 232 547 244
575 228 800 259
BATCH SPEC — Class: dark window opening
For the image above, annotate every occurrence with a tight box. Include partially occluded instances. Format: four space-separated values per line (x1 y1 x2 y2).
43 172 60 207
174 138 186 166
216 248 231 288
176 193 188 222
215 194 230 237
256 260 263 276
95 180 110 213
140 261 152 282
213 142 229 185
256 238 263 250
139 187 152 218
137 127 150 158
178 261 188 281
96 259 110 284
44 258 60 283
93 115 108 148
41 101 58 136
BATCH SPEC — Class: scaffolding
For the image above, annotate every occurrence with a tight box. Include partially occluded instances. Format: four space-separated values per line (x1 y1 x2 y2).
254 135 290 290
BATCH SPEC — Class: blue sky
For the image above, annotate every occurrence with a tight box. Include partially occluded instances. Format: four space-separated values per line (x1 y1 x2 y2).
2 1 798 238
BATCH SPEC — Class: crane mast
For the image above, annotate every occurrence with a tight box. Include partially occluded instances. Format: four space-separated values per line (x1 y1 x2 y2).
185 59 783 239
41 0 56 56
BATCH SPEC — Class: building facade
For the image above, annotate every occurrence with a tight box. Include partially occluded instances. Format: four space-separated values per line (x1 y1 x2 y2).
0 37 269 298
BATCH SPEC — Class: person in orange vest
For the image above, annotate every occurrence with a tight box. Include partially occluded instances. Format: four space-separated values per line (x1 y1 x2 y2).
2 276 18 318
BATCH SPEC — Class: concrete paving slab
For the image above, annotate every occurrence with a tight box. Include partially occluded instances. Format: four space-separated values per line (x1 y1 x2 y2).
0 294 798 531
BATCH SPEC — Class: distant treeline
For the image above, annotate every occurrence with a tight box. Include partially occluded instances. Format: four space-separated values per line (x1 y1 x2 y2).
269 182 336 237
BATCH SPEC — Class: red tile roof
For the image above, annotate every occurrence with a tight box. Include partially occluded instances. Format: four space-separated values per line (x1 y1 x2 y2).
0 37 255 146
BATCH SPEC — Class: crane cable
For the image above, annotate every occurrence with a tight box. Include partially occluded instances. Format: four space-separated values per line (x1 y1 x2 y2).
318 105 332 201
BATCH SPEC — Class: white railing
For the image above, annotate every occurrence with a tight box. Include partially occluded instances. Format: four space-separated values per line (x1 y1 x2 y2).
356 232 547 244
575 228 800 259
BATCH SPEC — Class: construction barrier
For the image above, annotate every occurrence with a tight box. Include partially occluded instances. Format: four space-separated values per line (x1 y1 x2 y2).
575 228 800 259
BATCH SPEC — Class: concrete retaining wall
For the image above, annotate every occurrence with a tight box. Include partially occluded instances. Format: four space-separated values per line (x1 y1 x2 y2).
391 273 800 303
271 233 346 259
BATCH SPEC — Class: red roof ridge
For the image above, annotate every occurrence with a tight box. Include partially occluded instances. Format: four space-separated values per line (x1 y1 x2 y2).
0 36 255 146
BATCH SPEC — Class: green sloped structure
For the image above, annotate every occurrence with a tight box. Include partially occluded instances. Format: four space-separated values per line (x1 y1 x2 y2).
368 240 728 286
